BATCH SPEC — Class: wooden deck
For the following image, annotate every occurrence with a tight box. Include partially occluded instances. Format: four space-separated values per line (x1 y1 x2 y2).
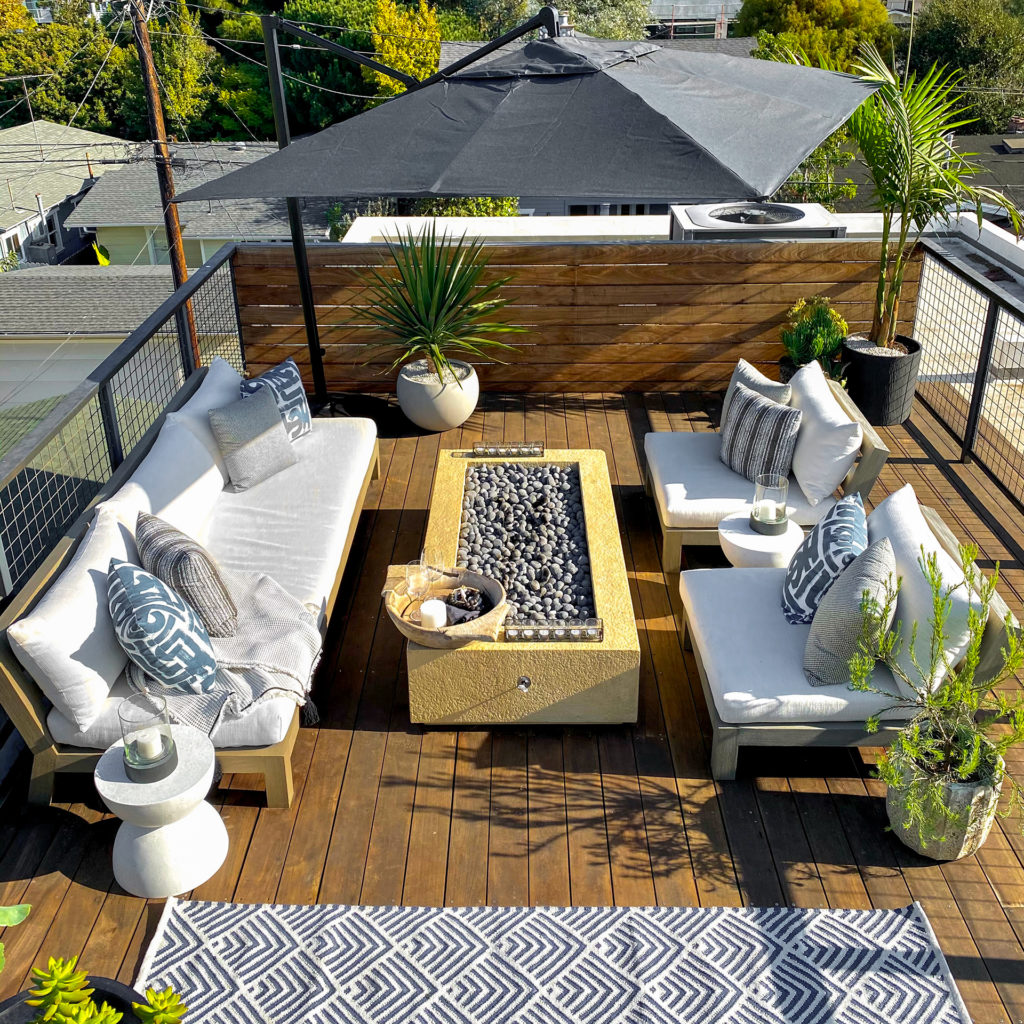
1 392 1024 1022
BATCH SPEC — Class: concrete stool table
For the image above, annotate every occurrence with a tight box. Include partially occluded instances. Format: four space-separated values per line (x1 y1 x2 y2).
717 510 804 568
95 724 227 898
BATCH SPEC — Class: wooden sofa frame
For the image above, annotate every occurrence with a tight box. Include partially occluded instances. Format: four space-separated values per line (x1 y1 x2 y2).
646 380 891 573
682 504 1020 779
0 368 380 808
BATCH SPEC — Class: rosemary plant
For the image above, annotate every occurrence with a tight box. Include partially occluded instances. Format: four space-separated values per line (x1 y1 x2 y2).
850 547 1024 851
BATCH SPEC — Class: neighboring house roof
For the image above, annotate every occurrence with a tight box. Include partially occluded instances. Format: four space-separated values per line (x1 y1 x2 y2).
66 141 331 240
0 264 179 336
439 34 756 69
0 120 132 233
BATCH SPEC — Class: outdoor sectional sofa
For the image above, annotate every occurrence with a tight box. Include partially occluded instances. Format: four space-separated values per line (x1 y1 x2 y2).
0 358 379 807
644 377 889 571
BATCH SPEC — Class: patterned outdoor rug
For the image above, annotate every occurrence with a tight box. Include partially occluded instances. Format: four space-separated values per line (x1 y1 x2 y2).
138 899 970 1024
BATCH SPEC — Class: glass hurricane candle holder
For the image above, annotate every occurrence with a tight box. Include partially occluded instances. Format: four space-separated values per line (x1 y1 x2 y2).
118 693 177 783
750 473 789 536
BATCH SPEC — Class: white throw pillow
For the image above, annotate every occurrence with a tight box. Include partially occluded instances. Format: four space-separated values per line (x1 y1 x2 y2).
867 483 978 689
720 359 791 430
103 419 224 541
789 361 862 506
166 357 243 483
6 505 137 730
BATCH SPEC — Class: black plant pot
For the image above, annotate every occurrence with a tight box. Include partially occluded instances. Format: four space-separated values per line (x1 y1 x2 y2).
778 355 798 383
0 977 144 1023
841 334 923 426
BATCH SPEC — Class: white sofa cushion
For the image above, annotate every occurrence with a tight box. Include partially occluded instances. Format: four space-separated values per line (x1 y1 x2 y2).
6 506 137 730
103 419 224 542
46 674 296 749
204 417 377 625
867 483 978 689
165 357 243 482
789 362 862 506
679 567 915 724
645 431 834 530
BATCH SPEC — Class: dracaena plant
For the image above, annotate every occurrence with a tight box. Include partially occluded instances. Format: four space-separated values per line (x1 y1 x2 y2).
359 223 524 385
849 546 1024 851
847 46 1023 348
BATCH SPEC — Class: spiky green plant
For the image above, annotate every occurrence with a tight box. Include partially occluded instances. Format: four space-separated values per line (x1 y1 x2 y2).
850 546 1024 850
358 223 524 385
0 904 30 975
780 295 848 379
26 956 96 1023
132 987 187 1024
847 46 1023 347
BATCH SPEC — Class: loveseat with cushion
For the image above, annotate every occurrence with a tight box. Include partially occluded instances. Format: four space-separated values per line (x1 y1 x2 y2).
645 361 890 572
680 484 1019 779
0 358 379 807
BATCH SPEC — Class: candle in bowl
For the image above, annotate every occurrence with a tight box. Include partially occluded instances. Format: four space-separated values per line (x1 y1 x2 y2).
419 598 448 630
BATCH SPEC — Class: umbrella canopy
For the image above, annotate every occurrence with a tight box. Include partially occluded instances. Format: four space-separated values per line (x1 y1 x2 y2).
176 35 876 204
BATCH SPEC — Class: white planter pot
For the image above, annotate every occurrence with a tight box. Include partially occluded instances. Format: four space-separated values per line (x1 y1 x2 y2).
397 359 479 432
886 756 1004 861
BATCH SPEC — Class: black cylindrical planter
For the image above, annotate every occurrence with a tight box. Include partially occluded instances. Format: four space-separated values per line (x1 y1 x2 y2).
0 978 144 1023
841 334 923 426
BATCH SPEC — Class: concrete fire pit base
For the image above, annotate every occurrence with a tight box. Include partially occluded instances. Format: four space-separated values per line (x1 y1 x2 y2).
407 449 639 725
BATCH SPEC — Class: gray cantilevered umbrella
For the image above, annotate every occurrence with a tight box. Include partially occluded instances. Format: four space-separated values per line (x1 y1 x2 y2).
175 35 876 205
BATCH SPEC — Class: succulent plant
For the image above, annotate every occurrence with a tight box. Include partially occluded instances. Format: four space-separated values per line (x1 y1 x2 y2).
26 956 96 1023
132 987 188 1024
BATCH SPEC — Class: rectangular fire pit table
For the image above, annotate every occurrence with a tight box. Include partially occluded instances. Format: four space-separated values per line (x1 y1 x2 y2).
407 448 639 725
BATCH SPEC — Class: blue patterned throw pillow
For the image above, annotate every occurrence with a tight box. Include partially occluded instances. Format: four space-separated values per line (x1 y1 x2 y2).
107 559 217 694
781 493 868 624
239 358 312 442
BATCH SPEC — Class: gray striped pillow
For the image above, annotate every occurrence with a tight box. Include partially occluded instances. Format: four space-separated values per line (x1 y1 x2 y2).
719 382 802 483
136 512 237 637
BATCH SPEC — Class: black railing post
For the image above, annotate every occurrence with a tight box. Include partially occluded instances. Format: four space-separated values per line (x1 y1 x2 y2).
961 295 1000 464
227 251 247 373
97 380 125 472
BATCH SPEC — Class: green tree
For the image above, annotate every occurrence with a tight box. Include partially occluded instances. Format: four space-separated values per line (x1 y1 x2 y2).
154 0 218 133
461 0 528 36
0 0 32 31
907 0 1024 134
736 0 892 67
412 196 518 215
365 0 439 99
567 0 648 38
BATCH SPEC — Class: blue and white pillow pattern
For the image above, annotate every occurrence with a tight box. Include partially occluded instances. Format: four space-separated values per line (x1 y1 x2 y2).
781 493 868 624
240 357 312 442
107 559 217 694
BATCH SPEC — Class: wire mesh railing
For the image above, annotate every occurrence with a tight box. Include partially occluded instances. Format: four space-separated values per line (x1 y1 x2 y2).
0 244 244 601
914 239 1024 507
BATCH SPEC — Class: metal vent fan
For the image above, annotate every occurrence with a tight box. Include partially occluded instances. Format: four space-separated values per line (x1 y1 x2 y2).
706 203 805 225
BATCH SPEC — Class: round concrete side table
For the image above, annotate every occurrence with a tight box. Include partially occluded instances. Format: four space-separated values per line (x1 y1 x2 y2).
95 724 228 898
718 510 804 568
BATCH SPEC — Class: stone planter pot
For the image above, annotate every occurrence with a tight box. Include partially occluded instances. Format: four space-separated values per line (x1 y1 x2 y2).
0 978 144 1023
396 358 479 433
841 334 923 426
886 756 1004 861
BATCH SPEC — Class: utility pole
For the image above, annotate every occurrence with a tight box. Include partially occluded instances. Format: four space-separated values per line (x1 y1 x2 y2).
127 0 199 371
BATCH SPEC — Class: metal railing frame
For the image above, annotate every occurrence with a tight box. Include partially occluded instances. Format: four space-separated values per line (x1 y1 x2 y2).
0 243 242 601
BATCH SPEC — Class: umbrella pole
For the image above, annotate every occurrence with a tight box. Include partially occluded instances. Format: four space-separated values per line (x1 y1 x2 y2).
262 14 330 410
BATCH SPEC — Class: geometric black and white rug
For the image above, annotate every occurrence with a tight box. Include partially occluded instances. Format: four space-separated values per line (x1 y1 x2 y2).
138 899 970 1024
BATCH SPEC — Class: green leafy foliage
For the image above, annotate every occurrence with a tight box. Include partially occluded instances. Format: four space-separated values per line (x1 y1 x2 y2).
358 223 525 382
436 7 485 40
846 46 1023 346
906 0 1024 134
850 548 1024 852
364 0 440 101
26 956 97 1023
0 251 19 274
132 987 188 1024
0 904 29 974
565 0 649 39
780 295 847 377
736 0 892 67
411 197 519 216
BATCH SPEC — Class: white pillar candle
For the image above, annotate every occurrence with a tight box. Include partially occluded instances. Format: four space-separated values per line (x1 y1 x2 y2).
419 598 448 630
755 498 776 522
134 727 163 761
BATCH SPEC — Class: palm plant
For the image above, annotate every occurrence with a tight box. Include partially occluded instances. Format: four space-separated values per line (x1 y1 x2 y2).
360 223 524 385
847 45 1022 348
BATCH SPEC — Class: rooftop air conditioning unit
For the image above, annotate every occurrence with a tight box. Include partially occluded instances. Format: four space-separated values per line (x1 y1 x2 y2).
670 202 847 240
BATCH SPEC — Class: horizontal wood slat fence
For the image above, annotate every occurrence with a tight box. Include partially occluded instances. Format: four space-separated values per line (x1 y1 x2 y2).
232 241 920 392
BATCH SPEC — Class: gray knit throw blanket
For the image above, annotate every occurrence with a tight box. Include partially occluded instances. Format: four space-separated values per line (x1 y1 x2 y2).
127 569 322 736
